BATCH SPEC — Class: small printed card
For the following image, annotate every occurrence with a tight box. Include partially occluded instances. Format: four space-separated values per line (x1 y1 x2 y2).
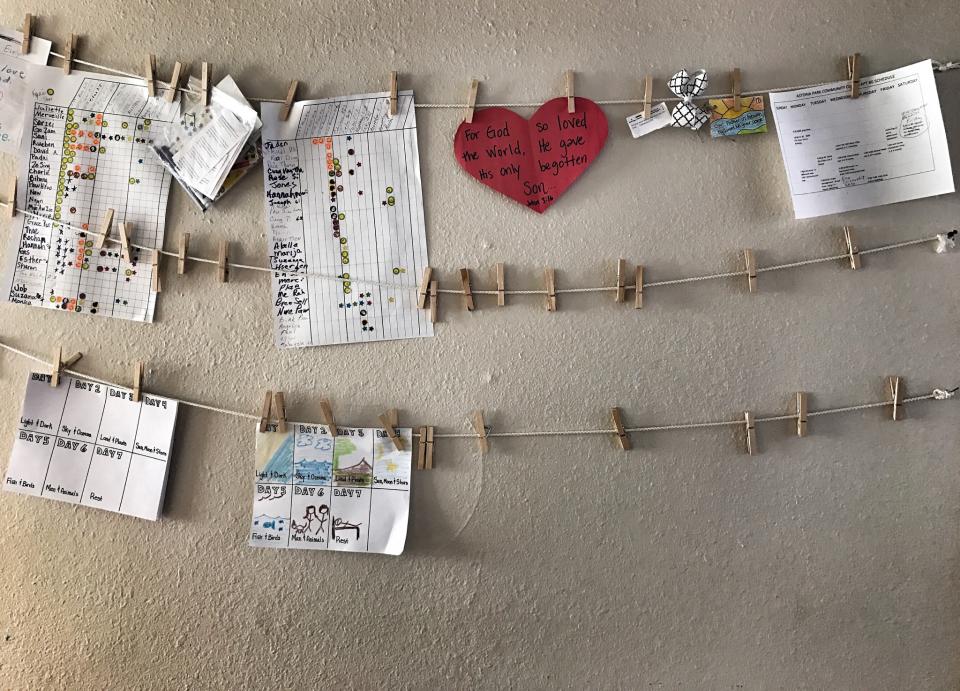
4 372 179 521
626 102 672 138
249 423 412 555
708 95 768 137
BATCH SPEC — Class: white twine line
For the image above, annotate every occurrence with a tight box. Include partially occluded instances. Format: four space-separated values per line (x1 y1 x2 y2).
9 208 948 296
1 340 953 443
42 49 959 107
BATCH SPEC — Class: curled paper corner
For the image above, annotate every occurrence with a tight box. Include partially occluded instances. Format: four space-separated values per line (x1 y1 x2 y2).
935 230 957 254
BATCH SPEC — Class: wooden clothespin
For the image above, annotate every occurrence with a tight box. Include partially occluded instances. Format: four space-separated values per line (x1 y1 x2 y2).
459 268 474 311
416 266 433 309
795 392 808 437
3 177 16 219
843 226 861 270
21 14 32 55
416 427 435 469
544 267 557 311
730 67 742 110
464 79 479 124
847 53 861 98
611 407 631 450
615 258 627 303
429 279 438 323
743 249 757 293
378 409 405 451
887 376 903 421
118 222 132 263
273 392 287 433
93 208 114 249
49 346 82 388
495 263 505 307
279 80 299 122
151 250 162 293
744 411 757 455
642 74 653 120
200 62 211 107
388 71 398 117
217 240 229 283
564 70 575 114
319 398 336 438
132 361 144 402
177 232 190 275
257 391 287 433
144 55 157 97
164 61 183 104
470 410 489 454
62 34 76 75
634 265 644 309
258 391 274 433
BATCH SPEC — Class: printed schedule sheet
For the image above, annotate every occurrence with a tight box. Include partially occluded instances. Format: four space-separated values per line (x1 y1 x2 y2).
769 59 953 219
260 90 432 348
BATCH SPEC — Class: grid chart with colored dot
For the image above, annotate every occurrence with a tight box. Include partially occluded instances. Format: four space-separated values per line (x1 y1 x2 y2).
261 91 432 348
3 71 180 322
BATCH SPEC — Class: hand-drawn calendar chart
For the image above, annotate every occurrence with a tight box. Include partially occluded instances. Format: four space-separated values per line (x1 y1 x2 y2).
2 65 179 322
4 372 179 521
261 91 432 348
250 424 412 555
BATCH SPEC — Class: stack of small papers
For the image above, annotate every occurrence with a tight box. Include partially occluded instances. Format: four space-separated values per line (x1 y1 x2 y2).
151 75 262 210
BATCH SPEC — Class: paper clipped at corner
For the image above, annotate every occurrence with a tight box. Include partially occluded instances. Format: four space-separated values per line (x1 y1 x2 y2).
769 59 954 219
626 102 672 138
4 372 179 521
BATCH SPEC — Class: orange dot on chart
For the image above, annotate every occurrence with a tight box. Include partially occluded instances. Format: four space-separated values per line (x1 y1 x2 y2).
74 165 80 172
81 223 88 230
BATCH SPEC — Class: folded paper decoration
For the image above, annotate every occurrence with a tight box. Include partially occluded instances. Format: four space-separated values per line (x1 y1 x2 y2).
667 69 710 130
454 97 608 213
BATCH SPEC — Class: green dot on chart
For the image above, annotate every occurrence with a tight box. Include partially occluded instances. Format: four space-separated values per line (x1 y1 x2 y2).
338 213 345 220
129 178 137 184
47 88 54 96
387 196 395 206
386 186 393 193
392 268 400 275
121 122 128 129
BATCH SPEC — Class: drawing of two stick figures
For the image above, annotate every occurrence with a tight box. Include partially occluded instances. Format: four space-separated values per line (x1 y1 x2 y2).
292 504 328 536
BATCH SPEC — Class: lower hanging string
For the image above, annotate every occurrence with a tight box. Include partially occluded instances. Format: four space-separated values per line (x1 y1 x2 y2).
4 340 948 445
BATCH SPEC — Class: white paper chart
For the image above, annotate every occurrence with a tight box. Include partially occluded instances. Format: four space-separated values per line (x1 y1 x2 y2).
4 372 179 521
769 59 954 219
260 90 432 348
249 423 412 555
0 27 52 155
2 64 180 322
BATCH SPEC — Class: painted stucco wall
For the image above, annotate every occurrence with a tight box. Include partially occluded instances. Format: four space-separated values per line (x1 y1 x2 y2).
0 0 958 688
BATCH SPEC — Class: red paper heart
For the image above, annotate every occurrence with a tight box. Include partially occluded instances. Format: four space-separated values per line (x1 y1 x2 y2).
454 97 608 213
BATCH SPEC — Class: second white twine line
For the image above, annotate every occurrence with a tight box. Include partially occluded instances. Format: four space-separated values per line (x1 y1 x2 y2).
9 207 952 295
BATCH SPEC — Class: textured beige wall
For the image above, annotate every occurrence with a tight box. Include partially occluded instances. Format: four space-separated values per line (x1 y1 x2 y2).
0 0 958 688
